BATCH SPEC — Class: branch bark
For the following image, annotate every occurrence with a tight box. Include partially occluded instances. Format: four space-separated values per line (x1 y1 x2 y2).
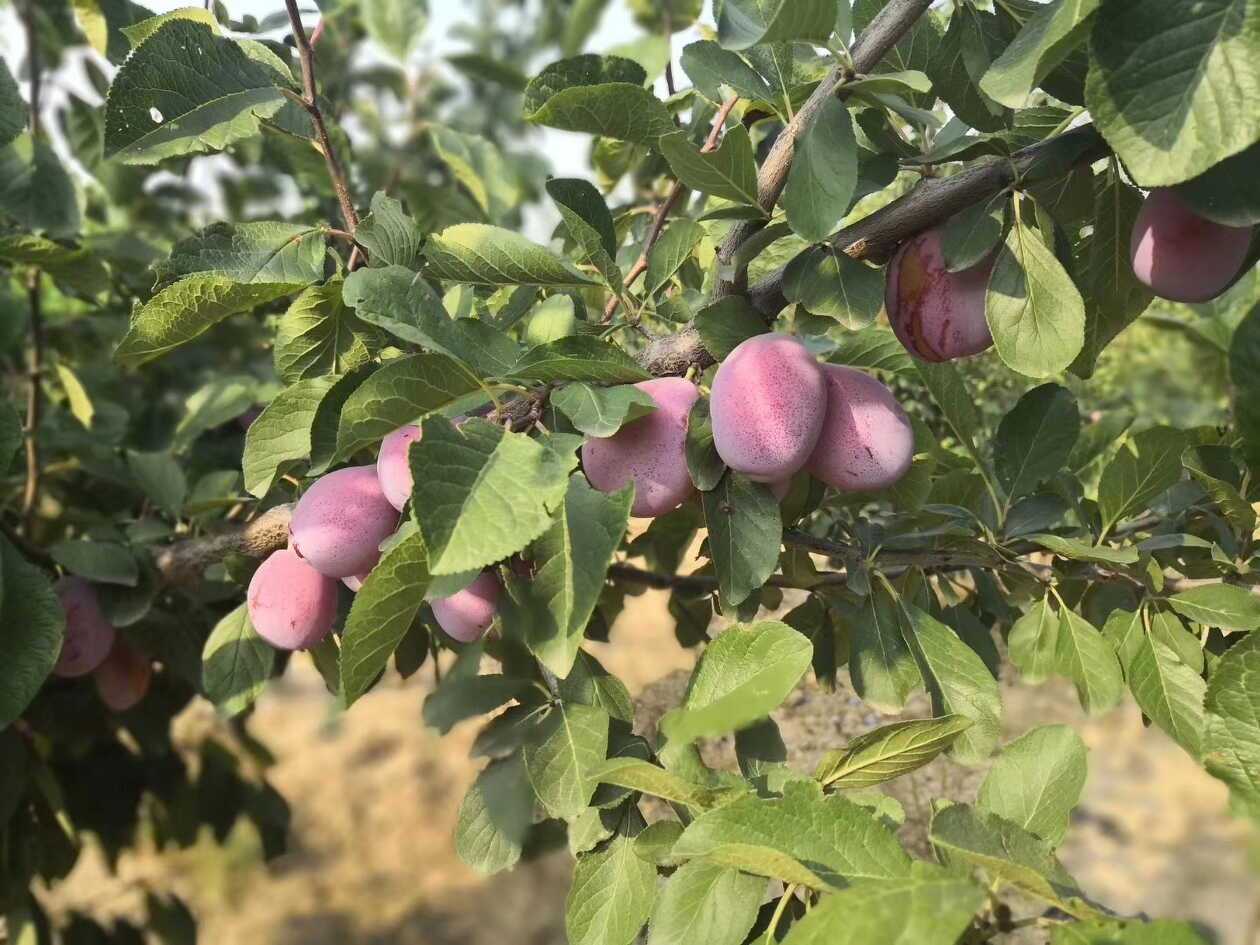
153 505 294 585
20 5 43 533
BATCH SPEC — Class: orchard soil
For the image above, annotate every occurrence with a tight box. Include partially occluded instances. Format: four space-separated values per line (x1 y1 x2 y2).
40 583 1259 944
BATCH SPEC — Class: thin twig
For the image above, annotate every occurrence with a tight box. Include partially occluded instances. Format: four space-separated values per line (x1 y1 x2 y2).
20 6 43 534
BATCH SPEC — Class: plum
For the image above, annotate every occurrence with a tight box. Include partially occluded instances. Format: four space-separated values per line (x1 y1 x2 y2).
53 576 116 678
709 334 826 481
1130 188 1254 303
247 547 340 650
93 638 152 712
885 229 995 362
806 365 913 492
290 465 400 578
431 570 500 643
342 573 369 593
582 376 700 518
376 424 422 512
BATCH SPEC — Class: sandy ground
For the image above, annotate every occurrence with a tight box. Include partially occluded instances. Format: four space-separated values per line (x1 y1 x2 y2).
38 584 1260 944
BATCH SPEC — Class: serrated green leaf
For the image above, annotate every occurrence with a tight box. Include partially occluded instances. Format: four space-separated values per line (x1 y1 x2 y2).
1058 608 1124 714
1114 612 1207 757
201 604 274 718
426 223 599 287
355 191 424 268
1097 426 1187 535
693 296 766 361
1169 585 1260 631
684 397 726 493
456 753 533 875
926 5 1009 132
1182 446 1256 535
275 280 377 384
658 126 761 208
716 0 834 50
1202 632 1260 820
0 58 27 151
566 829 657 945
551 383 657 438
1008 598 1060 682
980 0 1098 108
701 472 782 610
994 383 1079 497
125 449 187 517
0 538 65 729
1023 534 1138 565
815 715 973 790
593 757 718 809
0 235 109 297
511 336 650 384
646 220 706 296
0 137 80 239
242 377 336 496
846 581 922 712
153 221 325 287
647 860 764 945
524 55 674 144
679 40 774 105
782 245 884 329
522 701 609 820
782 98 857 243
546 178 623 289
977 724 1087 846
422 645 533 734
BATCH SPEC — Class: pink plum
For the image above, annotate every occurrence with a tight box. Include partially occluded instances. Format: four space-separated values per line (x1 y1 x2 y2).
709 334 826 481
290 465 400 578
885 229 995 362
1130 188 1254 303
806 365 914 492
581 377 700 518
247 547 340 650
93 638 152 712
431 570 501 643
53 576 116 678
376 424 422 512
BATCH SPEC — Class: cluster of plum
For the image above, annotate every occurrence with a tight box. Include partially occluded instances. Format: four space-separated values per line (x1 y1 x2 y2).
52 576 153 711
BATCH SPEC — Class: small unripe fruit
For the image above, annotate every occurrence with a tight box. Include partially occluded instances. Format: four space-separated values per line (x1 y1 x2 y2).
885 229 995 362
582 377 699 518
432 570 500 643
248 548 339 650
1130 188 1254 303
53 576 116 678
807 365 913 492
93 639 152 712
710 334 826 482
376 424 422 512
290 465 400 578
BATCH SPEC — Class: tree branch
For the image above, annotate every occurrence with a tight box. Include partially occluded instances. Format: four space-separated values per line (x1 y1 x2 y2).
153 504 294 585
712 0 936 297
20 5 43 533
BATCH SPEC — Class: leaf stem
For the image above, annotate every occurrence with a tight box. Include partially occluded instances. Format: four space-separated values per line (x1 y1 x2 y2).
766 884 799 941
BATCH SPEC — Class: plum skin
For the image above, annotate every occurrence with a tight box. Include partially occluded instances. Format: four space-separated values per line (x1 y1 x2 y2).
806 365 914 492
52 576 116 678
1130 188 1254 303
376 424 422 512
710 334 827 482
248 547 340 650
885 229 995 362
290 465 400 578
93 638 152 712
432 571 501 643
582 376 700 518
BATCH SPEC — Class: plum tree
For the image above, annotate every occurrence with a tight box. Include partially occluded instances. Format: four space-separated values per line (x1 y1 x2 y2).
52 576 116 678
93 639 153 713
582 377 699 517
807 366 914 492
710 334 826 480
376 424 422 512
885 229 996 362
431 571 501 643
247 548 340 650
289 465 400 578
1130 188 1255 303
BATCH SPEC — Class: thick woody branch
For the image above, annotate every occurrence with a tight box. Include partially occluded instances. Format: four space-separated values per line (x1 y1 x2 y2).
154 505 293 585
713 0 936 297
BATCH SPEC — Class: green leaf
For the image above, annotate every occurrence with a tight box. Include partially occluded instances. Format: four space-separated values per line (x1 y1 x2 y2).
201 604 275 718
125 449 187 517
693 296 767 361
1109 610 1207 757
646 220 706 296
814 715 973 790
153 221 325 287
511 336 650 384
593 757 719 809
673 784 911 888
551 383 656 438
115 277 298 367
0 137 80 238
0 58 27 150
993 383 1079 497
240 375 337 498
829 325 915 375
929 804 1096 918
1177 140 1260 227
0 235 109 297
1051 919 1213 945
783 247 885 330
1097 426 1187 535
49 541 138 588
104 20 286 164
334 352 483 460
523 702 609 820
1085 0 1260 185
524 55 674 144
0 538 65 729
939 198 1007 272
426 223 599 287
1183 446 1256 535
684 397 726 492
172 375 256 451
275 280 377 384
847 580 922 712
980 0 1099 107
1008 598 1060 683
566 829 657 945
411 417 575 575
1023 534 1139 566
985 212 1085 378
679 40 774 105
658 126 761 209
660 620 811 744
1058 608 1125 714
926 5 1009 133
0 398 19 470
455 753 534 875
782 98 857 243
361 0 428 62
977 724 1087 846
701 472 782 610
355 192 424 268
121 8 218 48
1202 632 1260 820
546 178 623 289
778 864 986 945
716 0 835 50
339 529 431 706
647 861 764 945
1232 304 1260 469
507 475 632 676
54 363 94 431
915 361 982 458
429 123 523 224
1168 585 1260 631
